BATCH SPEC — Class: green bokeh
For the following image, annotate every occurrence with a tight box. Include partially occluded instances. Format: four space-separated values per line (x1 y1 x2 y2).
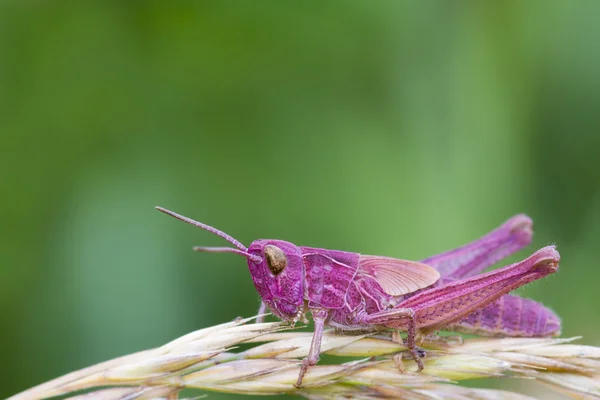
1 2 599 398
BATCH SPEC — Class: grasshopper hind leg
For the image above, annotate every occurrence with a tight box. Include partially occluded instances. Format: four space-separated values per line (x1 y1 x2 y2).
391 330 427 373
406 311 424 372
360 307 424 372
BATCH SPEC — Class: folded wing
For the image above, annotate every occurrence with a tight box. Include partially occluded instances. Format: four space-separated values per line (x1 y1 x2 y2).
359 255 440 296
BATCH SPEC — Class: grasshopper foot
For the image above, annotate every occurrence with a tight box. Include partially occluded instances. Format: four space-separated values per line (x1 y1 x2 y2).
391 344 426 373
391 331 405 373
411 347 424 372
295 358 311 388
393 352 405 373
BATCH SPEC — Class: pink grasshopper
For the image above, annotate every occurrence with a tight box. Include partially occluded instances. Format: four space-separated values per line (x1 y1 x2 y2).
156 207 560 387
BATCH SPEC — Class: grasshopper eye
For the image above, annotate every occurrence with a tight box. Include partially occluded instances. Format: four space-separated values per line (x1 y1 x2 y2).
264 245 287 275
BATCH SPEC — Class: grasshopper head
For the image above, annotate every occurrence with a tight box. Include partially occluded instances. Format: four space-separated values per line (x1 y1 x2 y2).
246 239 305 322
155 207 305 322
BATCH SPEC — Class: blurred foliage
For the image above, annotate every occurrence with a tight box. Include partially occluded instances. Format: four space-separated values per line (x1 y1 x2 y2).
1 1 599 399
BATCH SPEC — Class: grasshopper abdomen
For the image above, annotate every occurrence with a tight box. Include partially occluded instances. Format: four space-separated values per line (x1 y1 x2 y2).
451 295 561 337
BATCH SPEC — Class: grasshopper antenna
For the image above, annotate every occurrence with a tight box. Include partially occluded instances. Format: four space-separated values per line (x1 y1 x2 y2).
155 206 262 264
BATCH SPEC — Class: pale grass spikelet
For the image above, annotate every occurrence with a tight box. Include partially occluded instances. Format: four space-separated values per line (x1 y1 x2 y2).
9 316 600 400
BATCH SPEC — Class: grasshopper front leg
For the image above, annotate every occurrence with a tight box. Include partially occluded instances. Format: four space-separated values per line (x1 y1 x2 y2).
295 308 329 388
255 301 267 323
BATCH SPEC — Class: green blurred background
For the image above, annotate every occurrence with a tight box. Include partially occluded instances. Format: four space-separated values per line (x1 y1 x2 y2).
1 1 599 398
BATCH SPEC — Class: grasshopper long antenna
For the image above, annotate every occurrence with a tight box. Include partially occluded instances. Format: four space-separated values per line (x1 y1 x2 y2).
156 206 262 263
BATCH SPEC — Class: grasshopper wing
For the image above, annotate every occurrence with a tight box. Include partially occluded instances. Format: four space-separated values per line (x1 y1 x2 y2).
359 255 440 296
